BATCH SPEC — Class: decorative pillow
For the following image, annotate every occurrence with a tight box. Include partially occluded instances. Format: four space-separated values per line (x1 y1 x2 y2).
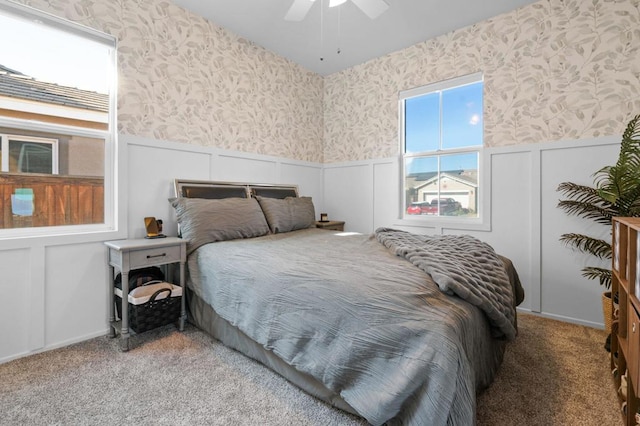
169 197 270 254
256 196 315 234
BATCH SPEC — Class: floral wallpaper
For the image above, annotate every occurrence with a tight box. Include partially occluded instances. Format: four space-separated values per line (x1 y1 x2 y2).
17 0 325 162
15 0 640 165
323 0 640 163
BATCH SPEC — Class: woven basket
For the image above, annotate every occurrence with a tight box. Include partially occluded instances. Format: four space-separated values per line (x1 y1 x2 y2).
115 284 181 334
128 290 180 333
603 291 613 333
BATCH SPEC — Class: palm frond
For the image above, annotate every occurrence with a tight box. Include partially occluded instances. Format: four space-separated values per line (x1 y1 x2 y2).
556 182 615 217
559 233 612 259
557 182 602 201
556 200 615 225
556 114 640 290
581 266 612 289
618 115 640 168
596 115 640 207
596 164 640 208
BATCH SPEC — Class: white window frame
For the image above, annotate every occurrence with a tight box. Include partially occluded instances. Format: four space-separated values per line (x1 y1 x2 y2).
398 72 490 231
0 0 124 243
0 134 59 174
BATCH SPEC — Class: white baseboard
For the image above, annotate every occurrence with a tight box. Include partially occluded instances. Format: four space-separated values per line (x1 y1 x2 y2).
0 328 109 365
517 307 605 330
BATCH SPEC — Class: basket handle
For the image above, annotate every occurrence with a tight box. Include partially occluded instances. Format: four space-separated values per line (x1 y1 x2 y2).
149 287 172 302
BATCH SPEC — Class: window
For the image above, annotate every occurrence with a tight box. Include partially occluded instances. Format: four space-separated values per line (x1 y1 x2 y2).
0 135 59 174
400 73 483 222
0 1 116 234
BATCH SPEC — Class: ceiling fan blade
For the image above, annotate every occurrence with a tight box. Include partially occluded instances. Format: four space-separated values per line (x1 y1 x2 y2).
284 0 316 21
351 0 389 19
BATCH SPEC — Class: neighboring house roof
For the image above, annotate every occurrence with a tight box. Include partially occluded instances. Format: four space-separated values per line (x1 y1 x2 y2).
0 64 24 75
412 170 478 191
0 65 108 113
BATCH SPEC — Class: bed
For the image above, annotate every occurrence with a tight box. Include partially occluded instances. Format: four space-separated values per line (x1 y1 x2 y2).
170 179 524 426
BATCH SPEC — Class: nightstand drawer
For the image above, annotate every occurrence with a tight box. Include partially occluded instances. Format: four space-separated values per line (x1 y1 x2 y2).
129 245 182 268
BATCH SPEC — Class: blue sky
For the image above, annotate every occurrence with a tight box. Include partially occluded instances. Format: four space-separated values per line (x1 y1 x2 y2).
404 81 482 174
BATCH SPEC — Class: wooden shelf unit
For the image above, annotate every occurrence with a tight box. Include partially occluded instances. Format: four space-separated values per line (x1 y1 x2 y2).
611 217 640 425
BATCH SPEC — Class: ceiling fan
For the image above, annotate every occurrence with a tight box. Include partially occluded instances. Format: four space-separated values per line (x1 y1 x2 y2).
284 0 389 21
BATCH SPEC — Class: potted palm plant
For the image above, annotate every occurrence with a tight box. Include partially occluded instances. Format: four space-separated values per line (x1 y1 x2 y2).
557 114 640 348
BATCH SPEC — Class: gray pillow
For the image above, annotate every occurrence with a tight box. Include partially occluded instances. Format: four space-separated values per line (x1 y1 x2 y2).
169 197 269 254
256 196 315 234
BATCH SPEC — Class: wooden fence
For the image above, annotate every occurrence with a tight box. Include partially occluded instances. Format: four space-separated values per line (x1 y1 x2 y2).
1 173 104 229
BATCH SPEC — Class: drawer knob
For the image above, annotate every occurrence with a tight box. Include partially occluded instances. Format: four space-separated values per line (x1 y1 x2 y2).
147 253 166 259
634 322 637 333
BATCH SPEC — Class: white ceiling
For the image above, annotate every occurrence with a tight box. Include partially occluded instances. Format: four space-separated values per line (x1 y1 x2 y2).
171 0 538 76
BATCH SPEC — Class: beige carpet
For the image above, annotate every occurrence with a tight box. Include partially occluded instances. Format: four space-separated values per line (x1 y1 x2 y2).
477 313 622 426
0 313 623 425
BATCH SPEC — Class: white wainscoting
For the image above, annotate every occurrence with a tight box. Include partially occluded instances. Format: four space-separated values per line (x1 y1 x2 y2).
0 133 620 363
323 136 620 328
0 135 324 364
126 135 324 239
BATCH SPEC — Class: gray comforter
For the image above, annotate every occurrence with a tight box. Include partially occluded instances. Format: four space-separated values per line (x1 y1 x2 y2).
375 228 517 341
187 228 522 425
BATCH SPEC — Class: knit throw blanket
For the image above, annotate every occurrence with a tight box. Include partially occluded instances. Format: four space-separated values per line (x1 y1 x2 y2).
375 228 517 340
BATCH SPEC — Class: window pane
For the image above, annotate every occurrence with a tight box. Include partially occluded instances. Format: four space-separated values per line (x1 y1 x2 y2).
404 153 479 217
405 93 440 153
437 153 478 217
9 140 54 174
405 156 437 214
1 128 105 228
0 3 113 232
442 82 483 150
0 11 111 94
401 74 483 222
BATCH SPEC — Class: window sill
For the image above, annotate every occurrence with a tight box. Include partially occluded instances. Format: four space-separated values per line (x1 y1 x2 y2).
393 216 491 232
0 224 127 249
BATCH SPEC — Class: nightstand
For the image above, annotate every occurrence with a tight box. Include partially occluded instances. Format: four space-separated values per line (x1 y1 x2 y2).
105 237 186 351
315 220 345 231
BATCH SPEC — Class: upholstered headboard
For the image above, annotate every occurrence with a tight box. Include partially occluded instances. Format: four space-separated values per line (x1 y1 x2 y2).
171 179 315 252
173 179 299 200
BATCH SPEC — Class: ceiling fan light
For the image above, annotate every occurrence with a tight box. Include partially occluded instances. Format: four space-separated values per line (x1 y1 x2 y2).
329 0 348 7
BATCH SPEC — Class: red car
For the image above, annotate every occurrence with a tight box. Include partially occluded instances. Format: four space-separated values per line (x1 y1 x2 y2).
406 202 430 215
407 198 462 215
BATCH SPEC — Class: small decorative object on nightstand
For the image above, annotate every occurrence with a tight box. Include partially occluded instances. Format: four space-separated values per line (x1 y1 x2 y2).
315 220 345 232
104 237 186 351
